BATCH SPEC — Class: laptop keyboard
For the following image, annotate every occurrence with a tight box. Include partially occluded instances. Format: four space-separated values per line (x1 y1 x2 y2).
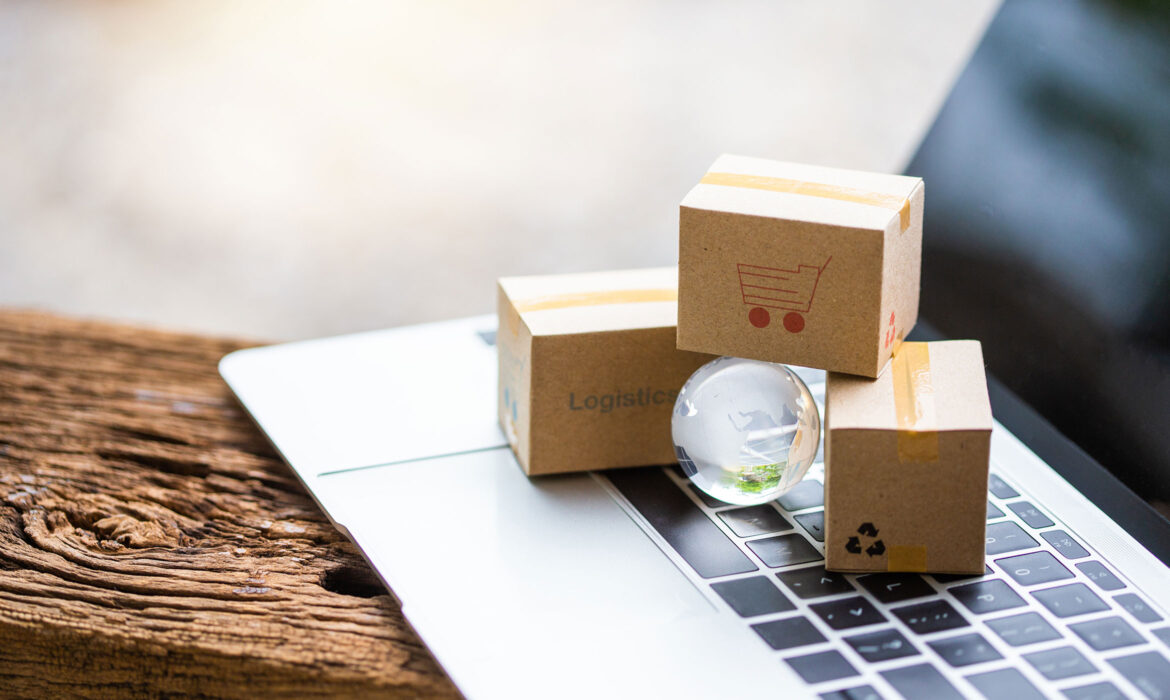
605 448 1170 699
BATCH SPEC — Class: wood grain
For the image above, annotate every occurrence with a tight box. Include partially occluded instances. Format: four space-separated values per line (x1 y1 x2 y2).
0 310 460 699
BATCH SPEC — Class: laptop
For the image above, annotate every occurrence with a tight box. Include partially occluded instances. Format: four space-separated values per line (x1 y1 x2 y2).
219 2 1170 698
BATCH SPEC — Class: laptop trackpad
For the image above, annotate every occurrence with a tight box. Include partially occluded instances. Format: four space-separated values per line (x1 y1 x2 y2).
315 448 718 673
319 448 714 621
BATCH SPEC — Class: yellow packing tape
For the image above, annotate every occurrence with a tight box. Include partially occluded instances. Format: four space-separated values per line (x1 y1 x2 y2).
887 545 928 572
514 288 678 313
701 171 912 233
891 342 939 461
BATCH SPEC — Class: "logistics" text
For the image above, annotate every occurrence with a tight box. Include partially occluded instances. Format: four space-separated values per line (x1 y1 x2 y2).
568 388 678 414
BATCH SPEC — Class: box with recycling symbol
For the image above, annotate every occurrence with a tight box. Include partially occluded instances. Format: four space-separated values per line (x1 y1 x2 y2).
824 340 992 574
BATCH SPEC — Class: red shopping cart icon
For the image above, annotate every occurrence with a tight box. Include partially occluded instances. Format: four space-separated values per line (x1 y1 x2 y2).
737 257 832 333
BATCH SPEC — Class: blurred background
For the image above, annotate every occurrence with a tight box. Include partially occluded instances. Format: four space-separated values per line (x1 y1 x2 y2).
0 0 998 341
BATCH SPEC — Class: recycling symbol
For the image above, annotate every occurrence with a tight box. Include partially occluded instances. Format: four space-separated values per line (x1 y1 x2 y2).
845 522 885 557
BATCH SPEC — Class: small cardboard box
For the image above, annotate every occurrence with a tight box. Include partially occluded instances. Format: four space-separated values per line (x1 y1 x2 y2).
678 154 925 378
498 267 714 476
824 340 992 574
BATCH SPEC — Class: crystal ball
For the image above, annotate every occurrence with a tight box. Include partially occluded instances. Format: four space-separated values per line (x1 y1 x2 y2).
672 357 821 505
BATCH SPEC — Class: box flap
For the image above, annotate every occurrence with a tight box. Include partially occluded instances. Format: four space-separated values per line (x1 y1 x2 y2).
828 340 992 432
499 267 679 336
681 154 923 234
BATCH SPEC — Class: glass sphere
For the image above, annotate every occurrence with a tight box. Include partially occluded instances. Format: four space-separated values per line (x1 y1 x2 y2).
672 357 820 505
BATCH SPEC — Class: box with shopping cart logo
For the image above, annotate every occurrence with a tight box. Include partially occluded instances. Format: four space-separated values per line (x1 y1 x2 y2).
498 267 714 476
677 154 925 378
824 340 992 574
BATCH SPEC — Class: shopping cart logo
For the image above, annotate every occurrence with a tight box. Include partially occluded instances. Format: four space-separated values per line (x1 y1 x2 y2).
737 257 832 332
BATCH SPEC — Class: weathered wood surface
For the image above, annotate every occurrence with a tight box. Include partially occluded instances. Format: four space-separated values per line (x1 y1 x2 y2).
0 310 460 699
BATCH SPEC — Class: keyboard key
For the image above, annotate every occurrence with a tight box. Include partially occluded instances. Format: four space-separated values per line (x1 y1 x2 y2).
785 650 858 684
1008 501 1054 529
984 521 1038 556
810 597 886 630
987 501 1005 520
711 576 796 617
1069 617 1144 651
1108 651 1170 699
718 505 793 537
1041 530 1090 560
1076 561 1125 591
996 551 1073 586
1062 681 1126 700
928 632 1002 667
965 668 1045 700
751 616 826 650
1032 583 1107 618
950 579 1026 614
933 565 991 584
857 573 935 604
776 566 855 599
794 511 825 542
689 483 730 509
1024 646 1096 680
778 479 824 511
988 473 1018 499
984 612 1061 647
844 628 918 663
1115 593 1164 624
880 663 964 700
1152 627 1170 647
893 599 969 634
609 469 758 578
819 686 882 700
746 534 822 568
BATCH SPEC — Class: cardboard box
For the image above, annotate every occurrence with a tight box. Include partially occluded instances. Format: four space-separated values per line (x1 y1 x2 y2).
678 154 925 378
824 340 992 574
498 267 714 476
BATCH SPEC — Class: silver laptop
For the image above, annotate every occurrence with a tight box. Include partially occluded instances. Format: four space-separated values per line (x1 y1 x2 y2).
220 312 1170 699
220 3 1170 698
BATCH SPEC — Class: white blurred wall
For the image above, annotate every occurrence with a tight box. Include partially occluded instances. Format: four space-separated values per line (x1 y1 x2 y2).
0 0 999 340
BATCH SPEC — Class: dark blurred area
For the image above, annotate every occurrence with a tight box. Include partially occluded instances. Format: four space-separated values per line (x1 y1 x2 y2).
909 0 1170 501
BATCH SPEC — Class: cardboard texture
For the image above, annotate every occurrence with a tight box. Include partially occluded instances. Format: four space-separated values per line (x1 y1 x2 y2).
824 340 992 574
497 267 714 476
678 154 925 378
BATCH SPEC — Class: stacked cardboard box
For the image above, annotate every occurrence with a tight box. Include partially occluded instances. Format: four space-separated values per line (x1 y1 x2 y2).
677 154 924 378
823 341 992 574
674 154 991 574
496 153 992 574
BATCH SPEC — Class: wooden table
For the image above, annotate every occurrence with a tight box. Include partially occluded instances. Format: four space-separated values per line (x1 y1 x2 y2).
0 311 460 698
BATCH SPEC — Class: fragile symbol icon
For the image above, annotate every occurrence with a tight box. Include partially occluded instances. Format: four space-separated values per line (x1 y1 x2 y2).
845 523 885 557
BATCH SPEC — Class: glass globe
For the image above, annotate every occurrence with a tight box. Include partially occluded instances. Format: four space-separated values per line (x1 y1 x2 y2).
672 356 820 505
